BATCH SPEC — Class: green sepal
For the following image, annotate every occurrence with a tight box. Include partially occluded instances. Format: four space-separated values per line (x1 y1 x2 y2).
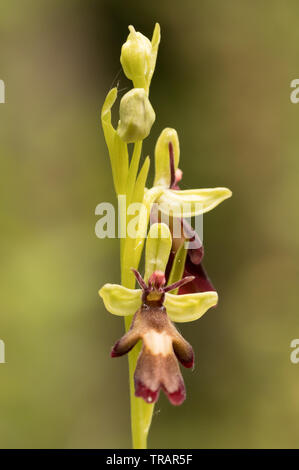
99 284 142 316
165 291 218 323
158 187 232 217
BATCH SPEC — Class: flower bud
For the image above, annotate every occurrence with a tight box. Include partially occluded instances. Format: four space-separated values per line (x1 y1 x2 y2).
120 25 152 89
117 88 155 143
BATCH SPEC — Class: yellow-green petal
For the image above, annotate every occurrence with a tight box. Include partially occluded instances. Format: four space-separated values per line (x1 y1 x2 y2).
166 242 188 293
164 291 218 323
99 284 142 316
158 187 232 217
144 223 172 283
133 186 164 267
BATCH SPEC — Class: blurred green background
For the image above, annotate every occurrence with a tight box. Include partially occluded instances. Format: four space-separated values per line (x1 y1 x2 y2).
0 0 299 448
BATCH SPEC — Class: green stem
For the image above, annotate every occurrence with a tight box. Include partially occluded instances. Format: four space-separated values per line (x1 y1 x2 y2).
121 242 154 449
119 141 154 449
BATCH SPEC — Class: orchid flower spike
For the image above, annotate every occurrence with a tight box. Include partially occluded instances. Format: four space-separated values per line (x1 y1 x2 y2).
99 224 218 405
99 22 232 448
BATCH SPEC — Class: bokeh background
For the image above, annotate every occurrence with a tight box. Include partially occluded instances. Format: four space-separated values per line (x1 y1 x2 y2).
0 0 299 448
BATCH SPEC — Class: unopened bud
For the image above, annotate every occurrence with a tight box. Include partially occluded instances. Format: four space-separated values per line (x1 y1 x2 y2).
117 88 155 143
120 25 152 89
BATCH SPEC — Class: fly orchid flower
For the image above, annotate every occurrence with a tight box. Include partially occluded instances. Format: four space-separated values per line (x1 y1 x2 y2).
99 223 218 405
131 128 232 284
134 128 231 294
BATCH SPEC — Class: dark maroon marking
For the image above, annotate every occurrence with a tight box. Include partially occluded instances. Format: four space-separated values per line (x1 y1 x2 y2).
188 246 204 265
173 342 194 369
111 347 134 358
111 348 123 358
164 276 195 293
169 142 176 189
131 268 148 291
181 218 203 264
178 256 215 294
110 341 135 358
164 382 186 406
135 379 160 404
178 357 194 369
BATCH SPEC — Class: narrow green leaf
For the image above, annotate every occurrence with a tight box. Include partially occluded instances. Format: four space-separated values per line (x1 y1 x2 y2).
113 134 129 195
101 88 120 193
132 156 150 204
101 88 117 121
127 141 143 205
